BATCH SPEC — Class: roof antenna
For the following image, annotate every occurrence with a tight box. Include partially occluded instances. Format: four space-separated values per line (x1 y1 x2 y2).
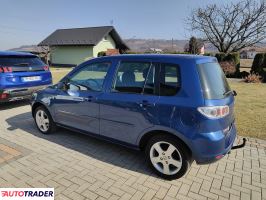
110 20 114 26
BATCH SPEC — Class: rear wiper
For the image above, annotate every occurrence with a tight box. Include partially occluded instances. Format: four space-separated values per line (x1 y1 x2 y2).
13 63 29 66
223 90 237 96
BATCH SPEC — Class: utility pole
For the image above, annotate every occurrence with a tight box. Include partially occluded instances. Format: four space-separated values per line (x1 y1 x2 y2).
171 38 174 51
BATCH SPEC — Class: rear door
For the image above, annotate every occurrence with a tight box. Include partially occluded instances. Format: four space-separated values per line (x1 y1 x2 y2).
0 55 51 89
98 60 160 145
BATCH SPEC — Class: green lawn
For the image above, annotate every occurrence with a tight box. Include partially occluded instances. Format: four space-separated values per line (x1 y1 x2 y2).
230 81 266 139
51 69 266 140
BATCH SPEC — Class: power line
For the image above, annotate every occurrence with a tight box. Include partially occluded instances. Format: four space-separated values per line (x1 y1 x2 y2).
0 24 46 33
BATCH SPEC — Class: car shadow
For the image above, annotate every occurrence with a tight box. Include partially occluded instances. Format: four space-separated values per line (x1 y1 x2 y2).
0 100 30 111
5 111 158 178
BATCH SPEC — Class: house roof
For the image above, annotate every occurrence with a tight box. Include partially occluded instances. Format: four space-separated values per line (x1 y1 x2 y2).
38 26 129 50
9 45 48 54
0 51 36 57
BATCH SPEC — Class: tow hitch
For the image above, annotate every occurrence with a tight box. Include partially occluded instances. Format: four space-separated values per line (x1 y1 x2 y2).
231 138 247 150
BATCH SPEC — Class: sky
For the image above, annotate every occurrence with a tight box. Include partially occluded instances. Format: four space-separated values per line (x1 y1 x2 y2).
0 0 244 50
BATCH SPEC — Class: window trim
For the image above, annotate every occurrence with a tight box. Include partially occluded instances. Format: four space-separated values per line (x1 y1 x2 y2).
159 63 181 96
111 60 160 96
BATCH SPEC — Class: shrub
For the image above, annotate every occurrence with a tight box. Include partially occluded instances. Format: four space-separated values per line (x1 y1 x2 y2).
123 51 140 54
97 51 106 57
239 71 250 78
215 52 240 77
251 53 266 82
204 53 214 56
244 73 262 83
219 61 236 76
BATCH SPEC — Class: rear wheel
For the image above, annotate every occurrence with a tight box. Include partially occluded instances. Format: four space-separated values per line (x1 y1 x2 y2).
145 135 191 180
34 106 56 134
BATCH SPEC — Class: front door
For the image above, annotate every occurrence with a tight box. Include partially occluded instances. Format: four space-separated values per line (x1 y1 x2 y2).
53 61 111 134
98 61 160 144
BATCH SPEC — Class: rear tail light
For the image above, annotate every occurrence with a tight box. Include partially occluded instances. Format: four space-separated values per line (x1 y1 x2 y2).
43 66 49 71
0 93 8 99
0 66 12 73
197 106 229 119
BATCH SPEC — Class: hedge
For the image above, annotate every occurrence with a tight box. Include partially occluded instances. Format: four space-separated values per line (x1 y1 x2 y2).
97 51 106 57
251 53 266 82
215 52 240 77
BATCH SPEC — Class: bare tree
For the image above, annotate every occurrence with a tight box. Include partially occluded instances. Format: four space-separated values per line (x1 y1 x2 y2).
187 0 266 53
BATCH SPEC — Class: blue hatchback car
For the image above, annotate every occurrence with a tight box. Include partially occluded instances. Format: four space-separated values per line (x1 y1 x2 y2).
31 54 237 179
0 51 52 102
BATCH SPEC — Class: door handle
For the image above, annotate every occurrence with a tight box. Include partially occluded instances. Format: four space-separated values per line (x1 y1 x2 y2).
84 96 94 102
138 100 154 108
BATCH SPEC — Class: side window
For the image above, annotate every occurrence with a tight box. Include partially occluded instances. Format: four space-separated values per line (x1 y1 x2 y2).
113 61 156 95
69 62 110 92
160 63 180 96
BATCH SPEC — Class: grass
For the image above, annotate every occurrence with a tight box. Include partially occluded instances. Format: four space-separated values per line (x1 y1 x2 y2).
51 68 71 83
50 69 266 140
229 81 266 140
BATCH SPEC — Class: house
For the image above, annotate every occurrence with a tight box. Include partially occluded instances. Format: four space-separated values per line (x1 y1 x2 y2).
38 26 129 67
240 49 257 59
9 45 48 55
9 45 49 64
148 48 163 53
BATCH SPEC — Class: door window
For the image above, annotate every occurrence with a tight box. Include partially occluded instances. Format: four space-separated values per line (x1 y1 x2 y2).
68 62 110 92
159 63 180 96
113 61 156 95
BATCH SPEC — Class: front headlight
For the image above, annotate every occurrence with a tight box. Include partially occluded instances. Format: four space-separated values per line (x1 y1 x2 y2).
32 92 38 100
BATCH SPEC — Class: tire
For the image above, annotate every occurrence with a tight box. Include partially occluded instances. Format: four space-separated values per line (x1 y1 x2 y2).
145 134 191 180
34 106 56 134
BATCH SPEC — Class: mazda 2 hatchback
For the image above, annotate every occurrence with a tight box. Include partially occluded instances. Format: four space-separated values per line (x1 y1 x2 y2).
0 51 52 102
31 54 237 180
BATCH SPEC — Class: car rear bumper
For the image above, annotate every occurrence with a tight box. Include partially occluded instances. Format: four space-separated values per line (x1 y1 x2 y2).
192 123 237 164
0 84 51 102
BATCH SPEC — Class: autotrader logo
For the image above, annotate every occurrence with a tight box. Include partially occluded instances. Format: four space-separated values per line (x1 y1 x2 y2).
0 188 54 200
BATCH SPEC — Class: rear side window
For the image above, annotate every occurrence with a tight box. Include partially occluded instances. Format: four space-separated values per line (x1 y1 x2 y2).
197 62 231 99
0 56 44 66
159 63 180 96
113 61 156 95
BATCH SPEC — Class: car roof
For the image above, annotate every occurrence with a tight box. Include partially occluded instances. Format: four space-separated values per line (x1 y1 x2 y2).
0 51 36 57
92 54 217 64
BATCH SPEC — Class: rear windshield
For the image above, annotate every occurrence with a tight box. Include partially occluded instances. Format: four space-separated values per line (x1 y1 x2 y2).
197 62 231 99
0 56 44 66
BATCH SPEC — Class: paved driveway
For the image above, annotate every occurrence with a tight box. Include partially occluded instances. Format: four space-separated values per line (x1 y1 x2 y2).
0 102 265 200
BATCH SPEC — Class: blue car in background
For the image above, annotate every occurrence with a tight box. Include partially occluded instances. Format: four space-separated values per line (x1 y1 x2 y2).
31 54 239 180
0 51 52 102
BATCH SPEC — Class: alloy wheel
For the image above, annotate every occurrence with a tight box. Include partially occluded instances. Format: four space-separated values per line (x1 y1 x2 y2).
149 141 182 175
35 110 50 132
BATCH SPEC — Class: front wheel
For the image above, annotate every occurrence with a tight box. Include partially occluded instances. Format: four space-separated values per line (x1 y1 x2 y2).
34 106 56 134
145 135 191 180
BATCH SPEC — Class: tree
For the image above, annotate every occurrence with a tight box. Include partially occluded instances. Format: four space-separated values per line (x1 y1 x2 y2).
187 0 266 53
185 36 199 54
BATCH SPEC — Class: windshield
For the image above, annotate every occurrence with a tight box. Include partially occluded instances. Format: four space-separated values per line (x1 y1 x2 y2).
0 56 44 66
197 62 231 99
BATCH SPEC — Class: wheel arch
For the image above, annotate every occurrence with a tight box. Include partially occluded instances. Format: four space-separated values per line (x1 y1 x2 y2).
138 129 193 159
32 101 53 120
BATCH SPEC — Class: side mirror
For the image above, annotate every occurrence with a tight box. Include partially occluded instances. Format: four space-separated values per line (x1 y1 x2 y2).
57 81 69 91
